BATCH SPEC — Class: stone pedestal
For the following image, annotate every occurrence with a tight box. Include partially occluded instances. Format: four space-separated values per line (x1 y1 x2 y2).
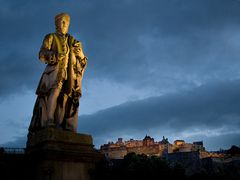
26 128 103 180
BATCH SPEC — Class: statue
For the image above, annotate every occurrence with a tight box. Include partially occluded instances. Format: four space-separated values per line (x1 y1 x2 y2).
28 13 87 133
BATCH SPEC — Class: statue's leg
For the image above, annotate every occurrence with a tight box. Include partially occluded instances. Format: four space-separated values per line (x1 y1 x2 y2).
71 107 79 132
47 82 63 125
65 96 80 132
55 93 68 127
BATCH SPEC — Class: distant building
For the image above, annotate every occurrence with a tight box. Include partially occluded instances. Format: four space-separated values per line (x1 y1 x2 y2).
171 140 205 153
100 135 205 159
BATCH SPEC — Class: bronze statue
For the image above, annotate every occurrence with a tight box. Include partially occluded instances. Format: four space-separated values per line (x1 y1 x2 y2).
28 13 87 133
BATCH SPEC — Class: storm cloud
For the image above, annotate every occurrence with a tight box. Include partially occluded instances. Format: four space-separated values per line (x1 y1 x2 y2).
80 80 240 131
1 0 240 96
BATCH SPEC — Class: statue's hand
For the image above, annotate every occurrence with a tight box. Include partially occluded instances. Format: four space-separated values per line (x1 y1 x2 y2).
80 57 87 66
73 47 85 59
57 52 66 60
48 53 57 64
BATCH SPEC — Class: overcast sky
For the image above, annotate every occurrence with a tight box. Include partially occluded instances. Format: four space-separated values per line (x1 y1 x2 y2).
0 0 240 151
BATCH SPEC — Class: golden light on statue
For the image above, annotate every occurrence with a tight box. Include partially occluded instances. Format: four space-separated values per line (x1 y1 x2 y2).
28 12 87 133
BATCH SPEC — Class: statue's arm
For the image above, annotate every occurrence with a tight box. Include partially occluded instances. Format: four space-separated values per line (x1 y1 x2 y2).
79 56 88 69
39 34 56 64
72 39 88 68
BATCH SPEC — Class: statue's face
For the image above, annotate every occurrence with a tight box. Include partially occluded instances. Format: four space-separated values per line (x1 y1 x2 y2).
56 16 70 35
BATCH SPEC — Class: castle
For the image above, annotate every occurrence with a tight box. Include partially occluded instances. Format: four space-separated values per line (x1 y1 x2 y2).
100 135 205 159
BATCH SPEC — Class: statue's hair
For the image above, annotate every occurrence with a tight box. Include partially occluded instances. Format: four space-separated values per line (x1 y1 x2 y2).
55 13 70 25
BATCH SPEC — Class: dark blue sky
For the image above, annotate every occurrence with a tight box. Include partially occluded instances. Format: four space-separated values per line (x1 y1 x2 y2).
0 0 240 150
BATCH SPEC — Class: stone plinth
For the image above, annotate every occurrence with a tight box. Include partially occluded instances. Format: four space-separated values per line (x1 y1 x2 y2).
25 128 103 180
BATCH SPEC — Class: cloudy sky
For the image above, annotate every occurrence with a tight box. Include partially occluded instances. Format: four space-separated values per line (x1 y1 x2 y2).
0 0 240 151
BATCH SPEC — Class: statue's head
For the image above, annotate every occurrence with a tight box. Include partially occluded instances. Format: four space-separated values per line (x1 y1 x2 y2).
55 13 70 35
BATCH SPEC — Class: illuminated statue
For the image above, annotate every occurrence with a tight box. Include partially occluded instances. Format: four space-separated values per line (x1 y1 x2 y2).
29 13 87 133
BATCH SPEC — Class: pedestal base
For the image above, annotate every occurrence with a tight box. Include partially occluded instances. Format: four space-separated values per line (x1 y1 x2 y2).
26 128 103 180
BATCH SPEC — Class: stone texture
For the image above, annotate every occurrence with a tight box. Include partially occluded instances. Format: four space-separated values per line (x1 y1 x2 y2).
27 127 93 153
26 128 103 180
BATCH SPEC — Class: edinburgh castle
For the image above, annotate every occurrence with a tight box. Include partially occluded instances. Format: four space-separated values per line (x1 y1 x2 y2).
100 135 225 160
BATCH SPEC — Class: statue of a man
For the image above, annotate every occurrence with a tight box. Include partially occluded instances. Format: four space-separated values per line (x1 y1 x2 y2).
28 13 87 133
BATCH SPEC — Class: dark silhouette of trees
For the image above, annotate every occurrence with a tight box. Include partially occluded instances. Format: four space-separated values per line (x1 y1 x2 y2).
91 151 240 180
226 145 240 156
91 152 185 180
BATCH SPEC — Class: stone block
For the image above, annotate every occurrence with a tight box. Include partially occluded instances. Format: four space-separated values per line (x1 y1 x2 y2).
25 128 103 180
